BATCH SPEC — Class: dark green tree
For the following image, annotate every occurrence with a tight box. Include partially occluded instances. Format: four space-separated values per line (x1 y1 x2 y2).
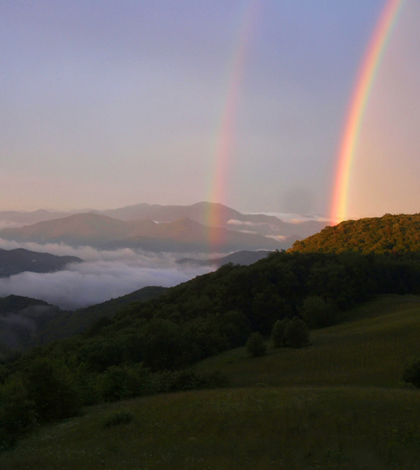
246 332 266 357
23 357 80 422
0 375 36 448
283 317 310 348
402 358 420 388
301 296 337 328
271 318 290 348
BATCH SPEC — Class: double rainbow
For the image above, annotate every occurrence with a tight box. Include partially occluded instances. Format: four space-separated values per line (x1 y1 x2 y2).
331 0 406 222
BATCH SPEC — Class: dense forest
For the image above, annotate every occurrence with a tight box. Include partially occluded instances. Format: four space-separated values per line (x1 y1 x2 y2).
290 213 420 254
3 245 420 447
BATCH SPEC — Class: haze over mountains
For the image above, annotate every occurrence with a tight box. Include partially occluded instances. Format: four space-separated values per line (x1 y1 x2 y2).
0 202 329 252
0 213 281 252
0 202 332 309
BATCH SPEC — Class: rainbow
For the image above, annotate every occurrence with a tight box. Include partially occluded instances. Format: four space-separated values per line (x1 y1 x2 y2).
331 0 406 222
206 0 261 251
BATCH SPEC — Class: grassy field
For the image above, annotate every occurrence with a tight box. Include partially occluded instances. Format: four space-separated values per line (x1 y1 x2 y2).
1 295 420 469
197 295 420 388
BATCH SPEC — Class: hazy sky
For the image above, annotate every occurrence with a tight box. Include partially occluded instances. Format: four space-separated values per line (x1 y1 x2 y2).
1 1 419 218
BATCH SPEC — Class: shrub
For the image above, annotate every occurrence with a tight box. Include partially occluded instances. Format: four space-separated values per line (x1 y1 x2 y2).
246 332 266 357
283 317 310 348
271 318 290 348
98 364 151 402
150 368 205 394
402 358 420 388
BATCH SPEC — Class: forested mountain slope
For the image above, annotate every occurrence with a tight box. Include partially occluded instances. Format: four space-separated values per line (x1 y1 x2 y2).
290 213 420 254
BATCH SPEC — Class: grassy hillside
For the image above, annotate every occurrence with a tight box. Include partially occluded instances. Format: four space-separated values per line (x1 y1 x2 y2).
196 295 420 388
290 213 420 254
1 387 420 470
1 295 420 469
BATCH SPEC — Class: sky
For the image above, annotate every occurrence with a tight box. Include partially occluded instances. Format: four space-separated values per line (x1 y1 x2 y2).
1 0 419 219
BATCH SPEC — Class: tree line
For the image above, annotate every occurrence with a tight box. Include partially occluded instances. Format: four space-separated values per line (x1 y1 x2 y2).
2 249 420 447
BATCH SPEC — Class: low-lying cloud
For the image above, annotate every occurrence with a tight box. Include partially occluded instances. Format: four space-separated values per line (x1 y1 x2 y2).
0 239 214 310
0 305 58 349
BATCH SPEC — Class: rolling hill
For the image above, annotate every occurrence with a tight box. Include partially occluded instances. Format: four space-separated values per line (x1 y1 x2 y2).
289 213 420 254
0 248 81 277
3 221 420 468
1 295 420 469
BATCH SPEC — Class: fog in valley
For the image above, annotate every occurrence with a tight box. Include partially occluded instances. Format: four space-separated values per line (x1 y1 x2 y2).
0 238 213 310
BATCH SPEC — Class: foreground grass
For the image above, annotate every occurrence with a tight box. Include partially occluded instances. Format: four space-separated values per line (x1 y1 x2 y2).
197 295 420 388
1 387 420 470
2 295 420 469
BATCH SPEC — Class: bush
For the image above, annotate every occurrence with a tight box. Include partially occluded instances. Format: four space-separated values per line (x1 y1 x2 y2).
402 358 420 388
271 318 290 348
283 317 310 348
246 332 266 357
98 364 151 402
150 368 205 394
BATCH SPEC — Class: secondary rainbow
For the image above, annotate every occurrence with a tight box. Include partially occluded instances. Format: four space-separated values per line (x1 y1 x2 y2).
206 0 261 251
331 0 406 222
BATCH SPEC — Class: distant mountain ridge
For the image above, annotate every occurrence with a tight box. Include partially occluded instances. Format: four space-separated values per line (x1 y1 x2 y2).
0 202 330 247
0 212 284 252
176 250 271 268
289 213 420 254
101 202 328 239
0 248 81 277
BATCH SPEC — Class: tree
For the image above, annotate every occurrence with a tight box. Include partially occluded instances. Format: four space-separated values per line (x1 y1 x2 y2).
283 317 310 348
301 296 337 328
23 357 80 422
0 375 36 448
246 332 266 357
402 358 420 388
271 318 290 348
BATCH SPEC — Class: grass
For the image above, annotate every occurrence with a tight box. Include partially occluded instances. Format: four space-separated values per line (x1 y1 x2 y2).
1 387 420 469
196 295 420 388
1 294 420 469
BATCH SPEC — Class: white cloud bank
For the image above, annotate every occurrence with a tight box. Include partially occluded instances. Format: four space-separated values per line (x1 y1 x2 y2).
0 239 214 310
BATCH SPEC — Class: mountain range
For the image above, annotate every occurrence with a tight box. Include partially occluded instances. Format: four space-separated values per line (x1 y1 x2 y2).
0 212 282 252
0 202 330 252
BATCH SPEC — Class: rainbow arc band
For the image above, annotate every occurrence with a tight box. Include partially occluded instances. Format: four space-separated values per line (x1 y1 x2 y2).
331 0 405 223
206 0 261 251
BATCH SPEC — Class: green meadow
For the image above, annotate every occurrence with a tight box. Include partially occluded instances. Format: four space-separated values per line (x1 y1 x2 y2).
1 295 420 470
196 295 420 388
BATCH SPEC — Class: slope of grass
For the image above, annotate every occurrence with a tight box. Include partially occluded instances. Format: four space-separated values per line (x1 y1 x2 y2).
196 295 420 388
1 387 420 470
2 295 420 469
